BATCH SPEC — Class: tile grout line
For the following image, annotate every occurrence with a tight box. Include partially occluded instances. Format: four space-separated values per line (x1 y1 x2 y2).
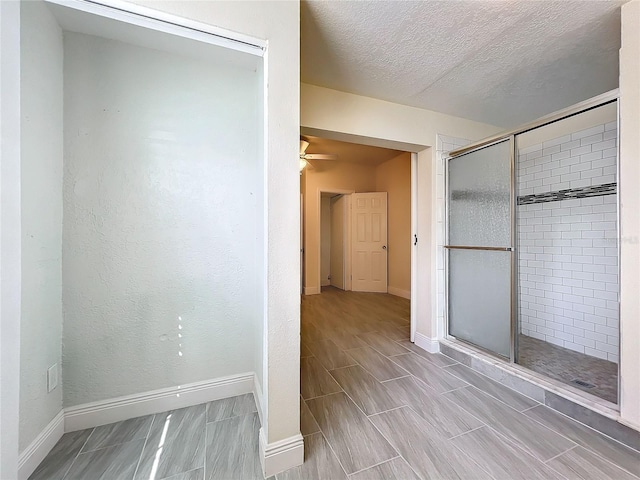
447 425 485 441
362 406 424 480
523 409 640 478
346 455 401 477
60 427 95 480
380 374 412 383
131 414 156 479
543 444 578 464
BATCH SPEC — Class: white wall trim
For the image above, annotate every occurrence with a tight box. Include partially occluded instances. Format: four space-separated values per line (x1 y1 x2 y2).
259 428 304 478
387 286 410 299
64 372 254 432
414 332 440 354
253 374 265 428
45 0 265 55
303 286 320 295
18 410 64 480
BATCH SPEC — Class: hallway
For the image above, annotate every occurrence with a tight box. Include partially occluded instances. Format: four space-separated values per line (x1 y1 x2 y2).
293 287 639 480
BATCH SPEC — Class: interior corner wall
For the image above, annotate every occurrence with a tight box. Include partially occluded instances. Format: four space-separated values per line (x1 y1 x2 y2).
303 162 377 294
61 32 261 407
19 0 63 452
375 152 411 297
619 0 640 430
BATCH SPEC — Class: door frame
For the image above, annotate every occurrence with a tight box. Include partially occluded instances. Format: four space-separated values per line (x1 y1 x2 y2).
316 188 354 292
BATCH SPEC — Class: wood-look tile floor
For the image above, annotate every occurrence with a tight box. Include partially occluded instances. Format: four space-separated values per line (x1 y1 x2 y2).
29 394 269 480
293 287 640 480
30 287 639 480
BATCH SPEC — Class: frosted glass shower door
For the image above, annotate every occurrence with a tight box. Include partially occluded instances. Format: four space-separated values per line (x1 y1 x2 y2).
446 139 513 358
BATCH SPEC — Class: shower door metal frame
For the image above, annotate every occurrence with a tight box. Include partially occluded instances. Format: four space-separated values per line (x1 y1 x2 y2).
444 136 517 362
444 89 621 406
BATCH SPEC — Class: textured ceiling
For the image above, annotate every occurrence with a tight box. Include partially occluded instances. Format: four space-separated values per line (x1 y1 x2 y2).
304 135 403 166
301 0 624 127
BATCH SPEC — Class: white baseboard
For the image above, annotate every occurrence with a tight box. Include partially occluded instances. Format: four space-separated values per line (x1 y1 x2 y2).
303 286 320 295
65 372 254 432
259 428 304 477
18 410 64 480
387 286 411 299
253 374 265 428
414 332 440 353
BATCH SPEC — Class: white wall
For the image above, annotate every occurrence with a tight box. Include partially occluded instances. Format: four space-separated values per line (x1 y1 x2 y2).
0 0 23 476
123 2 301 453
19 0 63 452
517 122 619 363
62 32 262 406
301 83 501 343
619 0 640 430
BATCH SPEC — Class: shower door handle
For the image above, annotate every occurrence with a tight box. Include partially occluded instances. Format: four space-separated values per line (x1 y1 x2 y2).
444 245 513 252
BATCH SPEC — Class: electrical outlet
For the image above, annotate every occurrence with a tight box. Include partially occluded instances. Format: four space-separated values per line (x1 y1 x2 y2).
47 364 58 393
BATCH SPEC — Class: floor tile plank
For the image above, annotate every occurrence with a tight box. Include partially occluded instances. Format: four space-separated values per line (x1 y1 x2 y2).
276 433 346 480
390 353 468 393
206 393 256 423
300 396 320 436
548 446 639 480
307 338 357 370
346 346 409 382
81 415 153 453
305 392 397 474
357 332 410 356
384 376 484 438
205 413 262 480
329 365 403 415
135 405 206 480
349 457 420 480
444 386 575 461
369 406 492 480
450 426 566 479
28 429 93 480
64 439 145 480
524 405 640 477
301 357 342 400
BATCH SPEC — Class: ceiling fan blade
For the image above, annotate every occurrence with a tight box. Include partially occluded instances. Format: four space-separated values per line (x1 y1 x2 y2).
304 153 338 161
299 140 309 155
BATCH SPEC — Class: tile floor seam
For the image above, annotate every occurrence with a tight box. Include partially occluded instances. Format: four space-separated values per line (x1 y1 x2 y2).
131 413 156 480
203 410 207 480
345 455 402 477
317 426 351 479
303 391 344 402
530 417 640 480
543 444 579 464
363 406 428 480
366 404 407 418
60 427 95 480
526 405 640 455
379 374 412 383
76 436 149 455
205 411 258 425
444 425 486 441
442 363 543 410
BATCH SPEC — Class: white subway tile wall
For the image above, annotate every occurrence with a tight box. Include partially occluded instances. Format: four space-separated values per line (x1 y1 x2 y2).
517 121 619 363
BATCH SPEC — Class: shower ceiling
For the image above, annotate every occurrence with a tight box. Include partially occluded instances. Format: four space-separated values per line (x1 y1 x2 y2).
301 0 625 127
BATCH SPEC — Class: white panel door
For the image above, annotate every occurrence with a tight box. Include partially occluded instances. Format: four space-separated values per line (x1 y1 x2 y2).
330 195 346 289
351 192 388 293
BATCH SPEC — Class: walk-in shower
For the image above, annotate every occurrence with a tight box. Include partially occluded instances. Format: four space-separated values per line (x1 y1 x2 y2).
445 91 619 405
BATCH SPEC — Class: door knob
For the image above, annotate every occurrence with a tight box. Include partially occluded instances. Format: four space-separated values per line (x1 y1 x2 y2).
382 245 387 250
